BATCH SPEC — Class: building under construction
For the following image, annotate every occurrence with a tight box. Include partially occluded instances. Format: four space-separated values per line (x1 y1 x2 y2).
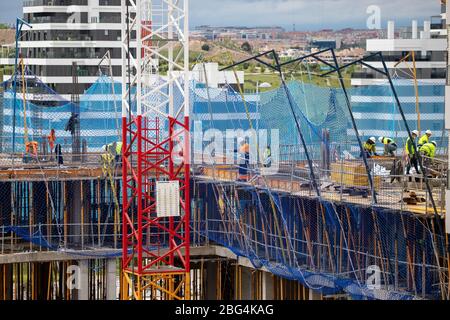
0 0 450 301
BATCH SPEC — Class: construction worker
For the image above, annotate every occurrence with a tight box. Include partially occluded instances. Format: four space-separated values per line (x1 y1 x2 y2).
55 144 64 165
115 141 123 164
107 141 123 164
406 130 420 175
419 141 437 159
47 129 56 154
237 138 250 181
362 137 377 158
100 144 115 175
378 136 397 156
23 141 39 163
263 146 272 168
101 141 123 172
418 129 432 148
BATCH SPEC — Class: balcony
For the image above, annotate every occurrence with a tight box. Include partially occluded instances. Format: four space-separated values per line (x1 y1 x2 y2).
24 0 88 6
351 72 375 79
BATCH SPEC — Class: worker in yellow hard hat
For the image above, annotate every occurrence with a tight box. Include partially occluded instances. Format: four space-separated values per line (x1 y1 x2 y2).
418 130 432 148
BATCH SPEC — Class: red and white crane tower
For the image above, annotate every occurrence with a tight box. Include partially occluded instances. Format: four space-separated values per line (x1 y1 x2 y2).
120 0 191 300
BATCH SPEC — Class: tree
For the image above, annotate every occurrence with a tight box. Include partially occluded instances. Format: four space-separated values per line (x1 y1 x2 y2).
241 41 252 53
201 43 210 52
260 65 266 74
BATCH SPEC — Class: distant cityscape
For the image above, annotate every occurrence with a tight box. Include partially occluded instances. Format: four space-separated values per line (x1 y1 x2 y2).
190 25 390 63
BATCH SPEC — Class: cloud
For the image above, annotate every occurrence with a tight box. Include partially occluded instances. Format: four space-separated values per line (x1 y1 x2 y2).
0 0 440 30
190 0 441 29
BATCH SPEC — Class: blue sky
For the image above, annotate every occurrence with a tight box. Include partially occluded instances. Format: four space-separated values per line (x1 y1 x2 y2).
0 0 441 30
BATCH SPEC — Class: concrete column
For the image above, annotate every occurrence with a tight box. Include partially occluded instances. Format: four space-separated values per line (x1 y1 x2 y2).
309 289 322 300
205 261 218 300
412 20 418 39
241 266 252 300
106 259 117 300
69 181 83 248
387 21 395 39
421 21 431 57
424 20 431 35
77 260 89 300
261 271 274 300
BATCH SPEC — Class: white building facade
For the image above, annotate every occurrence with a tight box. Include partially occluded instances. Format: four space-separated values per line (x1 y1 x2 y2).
0 0 125 98
351 4 447 150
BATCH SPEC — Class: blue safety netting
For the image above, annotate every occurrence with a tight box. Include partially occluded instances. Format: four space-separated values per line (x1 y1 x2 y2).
0 70 447 301
192 182 445 300
0 71 123 153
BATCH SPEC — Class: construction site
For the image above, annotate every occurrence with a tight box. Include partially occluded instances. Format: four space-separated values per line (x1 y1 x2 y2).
0 0 449 301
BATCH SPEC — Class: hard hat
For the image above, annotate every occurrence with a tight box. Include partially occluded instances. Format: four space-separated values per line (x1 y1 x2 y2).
426 130 432 135
378 137 383 143
369 137 376 143
431 141 437 146
102 145 107 151
411 130 419 136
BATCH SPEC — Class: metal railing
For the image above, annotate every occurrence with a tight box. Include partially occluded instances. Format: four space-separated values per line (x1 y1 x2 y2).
193 144 448 215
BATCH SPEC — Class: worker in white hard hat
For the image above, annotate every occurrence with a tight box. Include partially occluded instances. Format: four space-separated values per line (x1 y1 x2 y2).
420 140 437 168
405 130 420 174
378 136 397 157
419 140 437 159
418 130 432 148
362 136 378 158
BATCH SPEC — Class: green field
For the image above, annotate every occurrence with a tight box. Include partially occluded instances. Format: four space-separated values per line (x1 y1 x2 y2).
244 67 356 92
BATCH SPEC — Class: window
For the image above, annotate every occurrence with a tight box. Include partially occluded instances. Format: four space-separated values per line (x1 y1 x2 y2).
433 103 441 113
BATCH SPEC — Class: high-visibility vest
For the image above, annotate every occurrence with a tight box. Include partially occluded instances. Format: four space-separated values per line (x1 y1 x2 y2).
264 148 271 164
418 134 429 147
107 141 123 156
363 141 376 153
115 142 123 155
381 137 394 145
405 137 416 155
419 143 436 158
26 141 38 155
